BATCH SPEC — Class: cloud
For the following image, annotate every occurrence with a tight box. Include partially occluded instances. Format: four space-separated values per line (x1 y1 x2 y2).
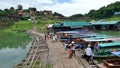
0 0 119 16
39 0 119 16
37 0 53 4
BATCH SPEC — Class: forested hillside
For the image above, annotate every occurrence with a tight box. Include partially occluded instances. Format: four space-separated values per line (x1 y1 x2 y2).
86 1 120 19
69 1 120 20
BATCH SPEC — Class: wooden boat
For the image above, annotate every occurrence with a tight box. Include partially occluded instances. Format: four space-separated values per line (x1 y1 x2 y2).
97 59 120 68
104 59 120 68
92 49 119 58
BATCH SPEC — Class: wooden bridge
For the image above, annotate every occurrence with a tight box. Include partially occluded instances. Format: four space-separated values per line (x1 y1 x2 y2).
16 29 98 68
16 31 49 68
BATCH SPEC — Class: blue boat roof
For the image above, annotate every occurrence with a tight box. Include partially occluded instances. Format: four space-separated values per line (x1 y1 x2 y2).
82 36 108 42
57 31 80 34
91 21 119 25
112 51 120 57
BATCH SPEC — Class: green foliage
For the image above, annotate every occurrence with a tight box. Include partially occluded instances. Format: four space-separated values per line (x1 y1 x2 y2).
7 20 33 31
53 12 64 17
69 14 84 18
87 1 120 19
0 20 35 48
29 7 37 12
20 16 30 20
0 30 31 48
104 16 120 21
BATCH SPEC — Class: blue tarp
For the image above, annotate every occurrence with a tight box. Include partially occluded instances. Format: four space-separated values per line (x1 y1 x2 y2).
112 51 120 57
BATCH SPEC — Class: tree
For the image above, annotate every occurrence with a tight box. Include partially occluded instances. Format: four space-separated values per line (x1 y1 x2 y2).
86 1 120 19
10 7 14 10
17 4 23 10
0 9 3 15
29 7 37 12
69 14 84 18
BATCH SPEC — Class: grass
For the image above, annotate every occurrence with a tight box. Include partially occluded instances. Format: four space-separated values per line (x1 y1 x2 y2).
103 16 120 21
0 20 34 48
0 30 31 48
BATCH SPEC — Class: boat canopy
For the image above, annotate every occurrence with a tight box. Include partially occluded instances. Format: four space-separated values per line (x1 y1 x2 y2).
112 51 120 57
99 41 120 47
82 37 108 42
57 31 80 34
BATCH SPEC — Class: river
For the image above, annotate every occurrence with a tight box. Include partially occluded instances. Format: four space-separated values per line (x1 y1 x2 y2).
0 42 31 68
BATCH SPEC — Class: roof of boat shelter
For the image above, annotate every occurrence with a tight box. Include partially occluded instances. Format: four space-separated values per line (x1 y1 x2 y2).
112 51 120 57
53 21 90 27
99 41 120 47
56 31 80 34
91 21 119 25
83 38 107 42
63 21 90 27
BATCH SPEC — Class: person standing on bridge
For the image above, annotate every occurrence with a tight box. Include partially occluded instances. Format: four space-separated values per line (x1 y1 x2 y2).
45 34 47 41
84 44 92 62
94 42 100 54
52 34 57 43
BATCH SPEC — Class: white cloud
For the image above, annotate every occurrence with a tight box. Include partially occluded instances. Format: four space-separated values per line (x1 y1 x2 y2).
37 0 53 4
39 0 120 16
0 0 119 16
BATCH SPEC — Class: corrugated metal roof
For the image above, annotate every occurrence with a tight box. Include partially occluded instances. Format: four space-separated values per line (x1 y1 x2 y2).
52 23 62 27
53 21 90 27
99 41 120 47
91 21 118 25
63 21 90 27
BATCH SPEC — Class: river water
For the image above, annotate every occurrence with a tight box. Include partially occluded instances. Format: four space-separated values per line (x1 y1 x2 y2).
0 43 30 68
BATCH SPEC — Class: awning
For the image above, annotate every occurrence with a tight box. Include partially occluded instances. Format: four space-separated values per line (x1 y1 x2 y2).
112 51 120 57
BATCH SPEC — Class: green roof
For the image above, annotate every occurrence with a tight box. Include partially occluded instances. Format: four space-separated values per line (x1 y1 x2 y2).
99 41 120 47
63 21 90 27
91 21 119 25
53 21 90 28
53 23 61 27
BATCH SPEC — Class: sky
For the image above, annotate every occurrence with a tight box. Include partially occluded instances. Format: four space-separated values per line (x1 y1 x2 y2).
0 0 119 16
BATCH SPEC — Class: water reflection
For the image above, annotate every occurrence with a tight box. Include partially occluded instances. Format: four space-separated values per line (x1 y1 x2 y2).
0 43 30 68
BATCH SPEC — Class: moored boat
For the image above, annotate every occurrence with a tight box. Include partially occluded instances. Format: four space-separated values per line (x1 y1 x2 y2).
104 59 120 68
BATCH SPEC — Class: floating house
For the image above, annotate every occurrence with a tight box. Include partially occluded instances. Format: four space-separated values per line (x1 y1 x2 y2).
91 21 120 30
52 21 90 32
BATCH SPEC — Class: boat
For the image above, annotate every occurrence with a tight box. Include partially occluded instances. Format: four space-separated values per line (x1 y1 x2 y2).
99 41 120 48
92 49 120 58
92 41 120 58
104 59 120 68
97 59 120 68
